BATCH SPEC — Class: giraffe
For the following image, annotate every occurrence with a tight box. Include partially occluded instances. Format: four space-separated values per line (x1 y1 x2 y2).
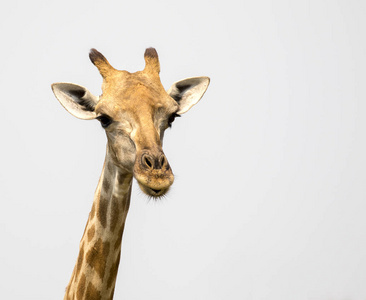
51 48 210 300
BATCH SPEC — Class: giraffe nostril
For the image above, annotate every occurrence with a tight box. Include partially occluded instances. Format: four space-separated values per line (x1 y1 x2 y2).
141 153 169 170
143 155 153 169
160 155 166 167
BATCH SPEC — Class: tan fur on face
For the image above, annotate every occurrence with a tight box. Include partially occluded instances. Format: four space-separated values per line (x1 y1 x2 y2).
91 49 178 196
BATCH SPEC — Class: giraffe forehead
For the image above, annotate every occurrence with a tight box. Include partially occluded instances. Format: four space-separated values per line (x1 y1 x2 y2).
96 84 178 119
102 71 161 98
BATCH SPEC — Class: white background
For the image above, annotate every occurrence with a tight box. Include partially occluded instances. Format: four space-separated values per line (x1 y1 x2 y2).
1 0 365 299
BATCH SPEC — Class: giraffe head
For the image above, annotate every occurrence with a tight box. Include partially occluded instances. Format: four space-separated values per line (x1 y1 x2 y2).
51 48 209 198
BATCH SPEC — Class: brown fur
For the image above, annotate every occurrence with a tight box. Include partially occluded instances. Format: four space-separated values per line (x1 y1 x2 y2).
114 223 125 251
102 177 111 192
85 282 102 300
107 251 121 290
75 248 84 280
76 274 86 300
97 194 109 228
109 196 120 233
86 239 110 280
87 225 95 242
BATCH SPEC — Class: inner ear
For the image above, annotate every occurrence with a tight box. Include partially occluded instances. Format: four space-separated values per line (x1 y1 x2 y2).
67 89 95 112
168 77 210 114
68 89 86 99
51 82 98 120
170 84 191 102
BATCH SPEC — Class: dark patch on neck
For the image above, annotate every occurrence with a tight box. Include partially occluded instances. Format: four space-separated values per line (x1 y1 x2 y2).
76 274 86 299
85 281 102 300
75 247 84 279
107 251 121 290
114 223 125 250
97 176 111 228
98 194 109 228
87 225 95 242
102 177 111 192
86 238 110 281
109 195 120 233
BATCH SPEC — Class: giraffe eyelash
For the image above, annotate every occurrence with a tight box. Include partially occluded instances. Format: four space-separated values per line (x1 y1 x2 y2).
168 113 181 128
96 114 113 128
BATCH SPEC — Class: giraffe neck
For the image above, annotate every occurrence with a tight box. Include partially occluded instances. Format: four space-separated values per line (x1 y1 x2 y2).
64 153 133 300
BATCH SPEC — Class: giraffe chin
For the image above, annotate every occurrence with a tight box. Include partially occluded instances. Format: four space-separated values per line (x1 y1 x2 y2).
137 181 170 198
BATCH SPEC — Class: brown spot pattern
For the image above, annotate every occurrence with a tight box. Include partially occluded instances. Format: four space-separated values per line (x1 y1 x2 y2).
86 238 110 280
76 274 86 299
116 172 124 184
114 223 125 250
97 195 109 228
107 161 113 173
109 196 120 232
85 282 102 300
75 248 84 279
110 287 116 300
102 177 111 192
107 251 121 290
87 225 95 242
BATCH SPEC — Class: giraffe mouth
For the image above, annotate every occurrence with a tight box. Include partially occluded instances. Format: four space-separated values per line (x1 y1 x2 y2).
137 181 170 198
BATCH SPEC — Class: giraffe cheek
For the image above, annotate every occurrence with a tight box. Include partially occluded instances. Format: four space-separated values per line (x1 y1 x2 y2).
108 138 136 172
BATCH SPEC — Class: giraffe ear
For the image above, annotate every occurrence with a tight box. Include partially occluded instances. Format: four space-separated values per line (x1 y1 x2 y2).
167 77 210 114
51 83 98 120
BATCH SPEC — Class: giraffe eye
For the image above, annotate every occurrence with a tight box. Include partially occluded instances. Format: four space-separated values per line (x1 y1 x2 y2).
97 115 113 128
167 113 181 128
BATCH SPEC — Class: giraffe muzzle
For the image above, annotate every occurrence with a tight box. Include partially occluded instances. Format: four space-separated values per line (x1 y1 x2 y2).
134 150 174 197
141 152 169 170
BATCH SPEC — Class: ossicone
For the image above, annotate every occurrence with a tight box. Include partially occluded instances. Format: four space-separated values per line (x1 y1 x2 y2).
89 48 115 78
144 47 160 75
